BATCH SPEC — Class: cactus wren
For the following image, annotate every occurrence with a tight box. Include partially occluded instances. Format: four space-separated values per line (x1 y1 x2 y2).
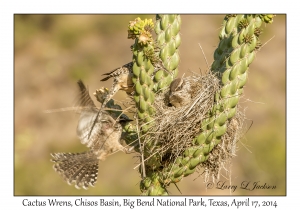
86 62 134 141
88 61 165 140
99 61 167 107
169 77 192 108
100 62 134 102
51 80 131 189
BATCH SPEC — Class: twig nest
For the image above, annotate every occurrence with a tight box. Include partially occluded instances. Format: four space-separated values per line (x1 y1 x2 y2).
143 72 245 181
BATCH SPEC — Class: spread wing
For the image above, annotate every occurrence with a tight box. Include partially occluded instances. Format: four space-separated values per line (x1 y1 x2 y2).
76 80 117 150
77 80 96 108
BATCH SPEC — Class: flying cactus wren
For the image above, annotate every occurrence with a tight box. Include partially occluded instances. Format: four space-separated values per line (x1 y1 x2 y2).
51 80 132 189
168 77 192 108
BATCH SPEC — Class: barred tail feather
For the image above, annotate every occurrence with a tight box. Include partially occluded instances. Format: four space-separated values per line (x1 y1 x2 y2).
50 151 99 189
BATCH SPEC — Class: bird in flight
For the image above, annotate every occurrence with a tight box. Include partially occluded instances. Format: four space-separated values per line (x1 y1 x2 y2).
51 80 131 189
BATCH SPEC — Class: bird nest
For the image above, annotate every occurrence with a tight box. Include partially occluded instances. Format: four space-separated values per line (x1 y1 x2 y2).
143 72 246 181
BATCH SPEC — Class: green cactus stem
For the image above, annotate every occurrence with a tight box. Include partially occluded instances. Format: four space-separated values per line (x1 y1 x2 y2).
154 14 181 91
140 14 274 194
128 18 163 174
129 15 183 195
140 172 168 195
128 18 156 131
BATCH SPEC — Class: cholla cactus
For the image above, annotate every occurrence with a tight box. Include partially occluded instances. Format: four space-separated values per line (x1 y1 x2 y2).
102 14 275 195
153 15 181 91
127 18 166 176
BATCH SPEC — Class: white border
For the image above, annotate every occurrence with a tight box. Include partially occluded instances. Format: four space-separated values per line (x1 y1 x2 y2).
2 1 294 209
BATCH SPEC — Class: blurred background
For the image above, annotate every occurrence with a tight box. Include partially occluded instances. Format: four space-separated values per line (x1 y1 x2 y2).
14 15 286 195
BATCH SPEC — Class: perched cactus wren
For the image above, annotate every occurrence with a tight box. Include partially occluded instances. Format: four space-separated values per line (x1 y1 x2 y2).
86 62 134 141
51 80 131 189
99 61 166 107
89 61 165 140
100 62 134 100
169 77 192 108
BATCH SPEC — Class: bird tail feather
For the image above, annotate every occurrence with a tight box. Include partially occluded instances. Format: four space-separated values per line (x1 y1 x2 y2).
50 151 99 189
